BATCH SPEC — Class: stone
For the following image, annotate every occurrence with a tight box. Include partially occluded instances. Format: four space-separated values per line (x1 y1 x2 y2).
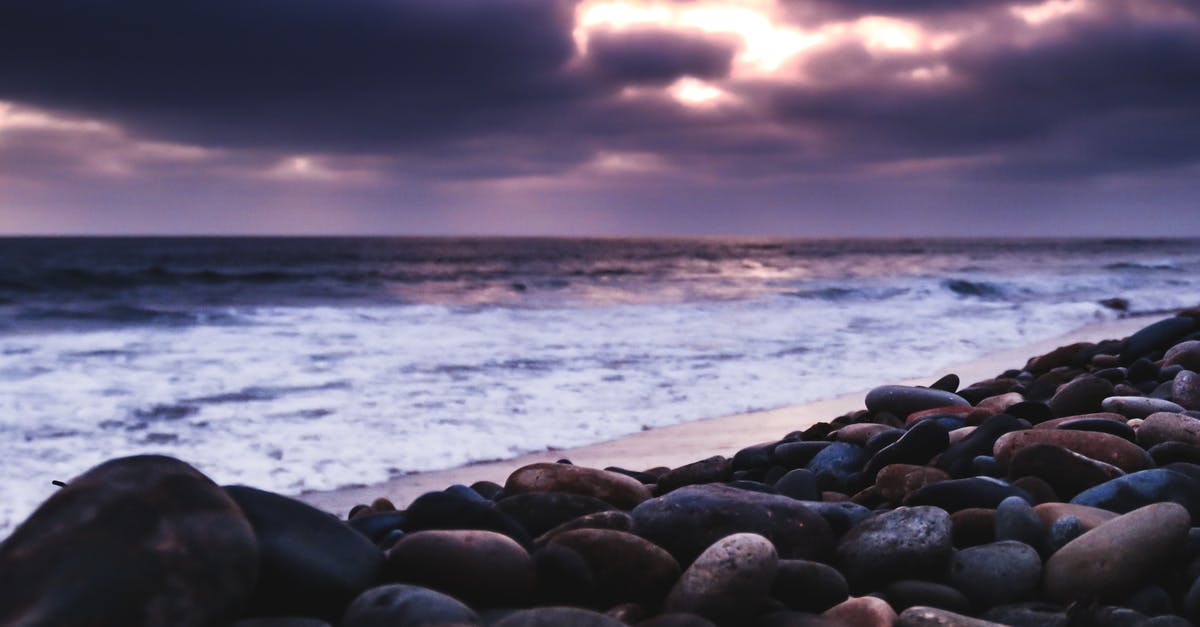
505 463 652 510
822 596 897 627
1033 412 1126 430
836 506 953 591
632 484 833 565
1137 412 1200 448
993 429 1151 473
936 414 1025 479
404 490 531 547
864 385 970 418
832 423 896 445
948 541 1042 608
1164 340 1200 371
533 510 634 547
994 496 1045 547
771 559 849 613
1044 502 1191 603
904 477 1032 513
981 602 1067 627
1121 316 1196 363
1027 342 1093 374
231 619 333 627
1174 370 1200 410
491 607 625 627
864 428 906 452
976 392 1025 415
348 511 407 544
340 584 479 627
530 544 597 607
1102 396 1187 420
1046 515 1086 552
1005 401 1055 424
656 456 733 493
665 533 778 625
1010 476 1058 504
1007 443 1125 500
226 486 381 620
896 606 1007 627
757 611 841 627
548 529 680 607
874 464 950 503
1071 468 1200 520
1033 502 1119 531
1055 418 1137 442
930 374 960 393
951 508 995 548
384 529 534 608
805 442 870 491
774 442 833 469
733 441 778 471
774 469 820 501
0 456 258 627
1048 376 1114 417
638 613 719 627
881 581 971 614
471 480 504 500
495 491 616 537
863 420 950 479
1149 441 1200 466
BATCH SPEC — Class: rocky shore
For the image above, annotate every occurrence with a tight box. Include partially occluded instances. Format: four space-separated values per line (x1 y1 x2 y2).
5 312 1200 626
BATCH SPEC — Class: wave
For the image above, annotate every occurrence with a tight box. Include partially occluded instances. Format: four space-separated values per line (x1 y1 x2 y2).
1104 260 1181 271
15 305 242 326
942 279 1004 298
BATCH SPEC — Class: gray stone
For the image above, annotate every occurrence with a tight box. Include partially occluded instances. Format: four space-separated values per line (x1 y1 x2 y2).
836 506 953 591
865 385 969 418
1101 396 1186 420
896 606 1007 627
666 533 778 626
948 541 1042 608
340 584 479 627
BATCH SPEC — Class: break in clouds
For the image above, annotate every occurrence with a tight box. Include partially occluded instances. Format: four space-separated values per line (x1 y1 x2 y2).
0 0 1198 234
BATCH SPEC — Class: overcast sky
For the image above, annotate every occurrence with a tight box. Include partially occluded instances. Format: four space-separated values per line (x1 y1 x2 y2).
1 0 1197 236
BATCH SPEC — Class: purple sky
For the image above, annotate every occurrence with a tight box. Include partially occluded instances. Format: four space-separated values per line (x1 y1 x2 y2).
1 0 1198 236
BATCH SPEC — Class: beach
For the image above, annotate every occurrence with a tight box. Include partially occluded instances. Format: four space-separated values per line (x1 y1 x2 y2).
299 314 1156 516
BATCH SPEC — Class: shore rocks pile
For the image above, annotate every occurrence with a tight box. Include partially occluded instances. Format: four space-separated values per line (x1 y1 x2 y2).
5 312 1200 626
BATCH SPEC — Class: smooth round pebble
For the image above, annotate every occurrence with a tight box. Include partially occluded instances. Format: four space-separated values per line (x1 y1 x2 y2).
948 541 1042 608
666 533 778 625
341 584 479 627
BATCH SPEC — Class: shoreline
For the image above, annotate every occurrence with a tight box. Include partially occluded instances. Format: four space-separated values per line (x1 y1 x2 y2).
297 313 1156 516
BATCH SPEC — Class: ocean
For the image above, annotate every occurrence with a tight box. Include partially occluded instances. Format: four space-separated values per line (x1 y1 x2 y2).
1 237 1198 534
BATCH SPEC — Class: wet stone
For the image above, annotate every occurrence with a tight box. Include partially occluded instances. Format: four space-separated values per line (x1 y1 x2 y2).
774 442 832 469
994 495 1044 548
948 541 1042 608
836 506 953 591
1102 396 1187 420
505 463 652 510
1137 412 1200 449
1070 468 1200 520
1007 443 1125 500
1048 375 1114 418
896 606 1007 627
665 533 778 626
340 584 480 627
904 476 1032 513
864 385 970 419
548 529 680 608
882 580 971 614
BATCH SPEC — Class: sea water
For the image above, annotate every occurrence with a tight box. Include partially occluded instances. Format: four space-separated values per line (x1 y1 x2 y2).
1 237 1198 535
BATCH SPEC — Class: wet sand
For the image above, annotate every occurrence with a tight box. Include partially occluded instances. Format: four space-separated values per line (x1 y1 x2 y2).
298 314 1154 516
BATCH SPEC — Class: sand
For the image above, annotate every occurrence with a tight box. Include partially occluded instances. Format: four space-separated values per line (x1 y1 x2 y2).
297 314 1156 516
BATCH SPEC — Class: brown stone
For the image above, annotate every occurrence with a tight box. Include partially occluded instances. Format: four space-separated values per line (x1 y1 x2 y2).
1044 502 1190 603
1033 503 1118 531
505 463 652 509
993 429 1151 472
385 529 535 607
832 423 895 446
1033 413 1126 430
976 392 1025 415
950 508 995 548
906 405 972 425
875 464 950 503
1007 443 1124 500
1164 340 1200 371
822 596 897 627
548 529 680 607
1137 411 1200 448
1026 342 1093 374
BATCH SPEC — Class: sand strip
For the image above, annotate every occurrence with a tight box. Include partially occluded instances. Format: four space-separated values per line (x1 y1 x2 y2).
297 314 1155 516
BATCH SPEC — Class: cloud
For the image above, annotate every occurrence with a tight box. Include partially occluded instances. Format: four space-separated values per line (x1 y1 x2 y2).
586 27 738 84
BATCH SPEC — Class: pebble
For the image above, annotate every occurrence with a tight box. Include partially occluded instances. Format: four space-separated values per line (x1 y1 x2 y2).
835 506 953 591
495 491 616 537
993 428 1151 472
874 464 950 503
0 456 259 627
1033 502 1119 530
822 596 898 627
881 580 971 614
904 476 1032 512
1044 502 1191 603
1174 370 1200 411
1164 340 1200 371
980 602 1067 626
864 385 970 418
638 613 720 627
994 496 1045 547
385 529 534 608
491 606 624 627
950 508 995 548
533 510 634 547
832 423 896 445
1046 515 1086 551
1048 375 1115 417
1071 468 1200 519
895 606 1007 627
340 584 480 627
774 469 820 501
656 456 733 493
948 541 1042 608
404 490 531 547
771 559 849 613
935 414 1025 478
1121 316 1196 363
504 463 652 510
547 529 680 607
805 442 870 491
632 484 834 565
773 442 833 468
665 533 778 625
1006 443 1125 500
1102 396 1187 420
1137 412 1200 448
862 420 949 478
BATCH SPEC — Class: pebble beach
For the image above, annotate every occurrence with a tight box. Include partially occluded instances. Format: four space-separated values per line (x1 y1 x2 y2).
5 310 1200 626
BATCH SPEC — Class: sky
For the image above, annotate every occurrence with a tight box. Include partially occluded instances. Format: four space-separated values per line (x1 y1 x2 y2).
0 0 1198 236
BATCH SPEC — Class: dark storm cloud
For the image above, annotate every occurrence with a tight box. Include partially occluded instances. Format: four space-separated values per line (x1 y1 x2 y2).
0 0 586 150
767 5 1200 176
586 28 737 84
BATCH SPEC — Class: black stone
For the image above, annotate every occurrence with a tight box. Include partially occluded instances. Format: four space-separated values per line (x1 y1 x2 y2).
835 505 953 592
1151 442 1200 466
470 480 504 500
226 486 382 621
865 385 969 418
862 420 949 479
347 511 407 543
1122 317 1197 364
1005 402 1055 424
733 441 778 471
864 429 905 454
805 442 870 491
531 544 598 607
774 443 832 469
340 584 479 627
404 490 531 547
1048 375 1115 418
904 477 1033 513
1057 418 1137 442
929 374 960 393
881 580 970 614
1071 469 1200 521
771 559 849 613
495 491 616 538
0 456 259 627
936 414 1025 478
774 469 820 501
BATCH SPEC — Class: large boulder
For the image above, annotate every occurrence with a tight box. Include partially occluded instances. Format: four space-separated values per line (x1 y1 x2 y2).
0 455 259 627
